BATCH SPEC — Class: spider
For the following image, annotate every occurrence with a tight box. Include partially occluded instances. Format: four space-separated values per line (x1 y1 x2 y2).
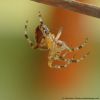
24 12 89 69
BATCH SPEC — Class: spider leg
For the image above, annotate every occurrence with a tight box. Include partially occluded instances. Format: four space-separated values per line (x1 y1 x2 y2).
38 11 44 25
69 52 90 64
48 52 68 69
71 38 88 51
55 27 63 41
48 58 67 69
48 51 89 69
57 40 73 51
58 38 88 52
24 20 38 49
62 52 67 58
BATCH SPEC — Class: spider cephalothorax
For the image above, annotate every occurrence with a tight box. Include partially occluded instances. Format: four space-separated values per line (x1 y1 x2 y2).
24 12 89 69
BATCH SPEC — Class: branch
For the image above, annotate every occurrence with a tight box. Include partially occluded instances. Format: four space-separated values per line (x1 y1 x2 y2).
31 0 100 18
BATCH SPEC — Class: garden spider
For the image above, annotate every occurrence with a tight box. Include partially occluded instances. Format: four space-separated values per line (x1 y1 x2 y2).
24 12 89 69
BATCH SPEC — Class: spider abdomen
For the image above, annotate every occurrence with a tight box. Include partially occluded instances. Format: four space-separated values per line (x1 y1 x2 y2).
35 26 44 48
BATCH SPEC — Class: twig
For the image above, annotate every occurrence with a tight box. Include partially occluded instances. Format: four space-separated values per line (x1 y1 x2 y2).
31 0 100 18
